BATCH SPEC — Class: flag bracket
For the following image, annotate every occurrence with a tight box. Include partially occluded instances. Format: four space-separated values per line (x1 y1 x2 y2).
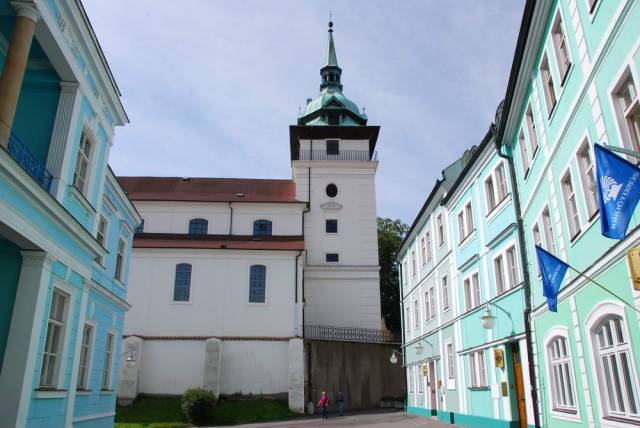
603 143 640 159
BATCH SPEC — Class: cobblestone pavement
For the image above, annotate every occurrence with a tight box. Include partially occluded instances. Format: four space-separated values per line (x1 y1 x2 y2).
209 410 457 428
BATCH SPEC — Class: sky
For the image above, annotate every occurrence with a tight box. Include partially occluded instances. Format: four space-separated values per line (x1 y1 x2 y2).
83 0 524 225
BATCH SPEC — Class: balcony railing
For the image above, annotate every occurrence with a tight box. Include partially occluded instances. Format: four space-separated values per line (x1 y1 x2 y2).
297 150 378 161
7 131 53 191
304 325 401 344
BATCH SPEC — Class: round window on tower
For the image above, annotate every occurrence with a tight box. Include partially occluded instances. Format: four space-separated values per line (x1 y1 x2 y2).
326 183 338 198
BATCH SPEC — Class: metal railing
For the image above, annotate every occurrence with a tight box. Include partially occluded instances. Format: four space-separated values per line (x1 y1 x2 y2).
6 131 53 191
297 150 377 161
304 325 401 344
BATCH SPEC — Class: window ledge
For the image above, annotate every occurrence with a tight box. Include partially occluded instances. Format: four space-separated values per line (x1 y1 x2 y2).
603 416 640 426
100 389 114 395
467 386 489 391
552 407 578 415
486 194 512 222
76 388 92 395
68 185 96 216
458 230 476 249
34 388 67 399
170 301 192 305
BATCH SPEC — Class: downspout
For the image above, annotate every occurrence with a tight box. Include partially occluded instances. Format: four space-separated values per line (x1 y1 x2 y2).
224 202 234 248
496 133 541 428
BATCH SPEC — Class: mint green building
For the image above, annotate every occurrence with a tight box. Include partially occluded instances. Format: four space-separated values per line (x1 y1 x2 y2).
496 0 640 427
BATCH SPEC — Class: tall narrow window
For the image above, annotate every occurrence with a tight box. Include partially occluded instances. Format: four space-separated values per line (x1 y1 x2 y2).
405 306 411 333
495 163 508 201
525 105 539 155
102 333 114 389
326 140 339 155
411 251 417 277
506 246 518 289
441 275 449 309
562 172 581 239
464 273 481 311
614 73 640 154
424 290 431 321
96 216 108 266
470 350 488 387
77 324 94 389
541 54 558 115
253 219 273 236
437 214 445 246
188 218 208 235
417 366 424 394
403 262 408 287
73 131 92 194
494 255 505 294
447 342 455 379
472 273 481 308
577 142 598 218
420 236 427 265
592 316 640 418
457 212 465 242
464 278 472 311
542 207 556 253
519 130 530 175
548 336 577 411
428 287 435 319
115 238 125 282
551 13 572 84
465 203 474 234
40 289 69 387
414 299 420 327
409 365 415 393
249 265 266 303
485 175 496 211
425 232 432 261
173 263 192 302
458 202 474 242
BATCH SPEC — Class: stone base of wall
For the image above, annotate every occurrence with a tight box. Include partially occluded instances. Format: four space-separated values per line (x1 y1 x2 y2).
407 406 535 428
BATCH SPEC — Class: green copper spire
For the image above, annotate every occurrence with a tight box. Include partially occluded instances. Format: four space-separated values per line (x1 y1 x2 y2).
325 21 339 67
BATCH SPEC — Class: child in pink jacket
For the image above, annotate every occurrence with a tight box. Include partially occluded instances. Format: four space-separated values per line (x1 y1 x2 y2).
318 392 329 419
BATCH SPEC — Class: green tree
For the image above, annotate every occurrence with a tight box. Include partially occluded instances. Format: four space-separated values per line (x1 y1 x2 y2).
377 217 409 332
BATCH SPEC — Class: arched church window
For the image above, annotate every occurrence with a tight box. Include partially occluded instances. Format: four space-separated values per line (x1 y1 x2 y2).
188 218 208 235
249 265 266 303
173 263 192 302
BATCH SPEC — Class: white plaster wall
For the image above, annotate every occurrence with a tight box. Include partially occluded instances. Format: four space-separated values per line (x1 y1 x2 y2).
140 340 206 395
137 340 290 395
134 201 303 236
125 249 301 337
219 341 289 395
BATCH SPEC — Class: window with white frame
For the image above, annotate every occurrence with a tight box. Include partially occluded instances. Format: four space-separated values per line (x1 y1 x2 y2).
73 131 92 194
409 366 415 393
562 171 581 239
417 366 424 394
614 72 640 155
458 202 474 242
577 141 598 218
447 342 455 379
526 105 539 155
420 236 427 265
425 232 432 261
414 299 420 328
77 324 93 389
469 350 488 387
463 273 481 311
442 275 449 309
551 12 572 84
424 290 431 321
485 162 509 214
541 54 558 115
403 262 408 287
115 238 126 282
592 316 640 419
411 250 417 277
428 287 435 320
542 207 556 253
506 246 518 288
96 216 108 266
40 288 69 387
547 335 577 412
494 254 506 294
437 214 445 246
102 332 114 389
405 306 410 333
519 130 530 175
485 175 496 212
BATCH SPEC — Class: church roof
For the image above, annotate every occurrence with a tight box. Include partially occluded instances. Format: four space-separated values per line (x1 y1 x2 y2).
117 177 300 203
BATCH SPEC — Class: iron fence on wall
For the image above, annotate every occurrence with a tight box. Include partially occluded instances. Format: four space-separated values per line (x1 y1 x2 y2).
304 325 401 344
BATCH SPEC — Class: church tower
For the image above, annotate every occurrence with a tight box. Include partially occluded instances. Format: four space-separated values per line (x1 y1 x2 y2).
291 21 382 330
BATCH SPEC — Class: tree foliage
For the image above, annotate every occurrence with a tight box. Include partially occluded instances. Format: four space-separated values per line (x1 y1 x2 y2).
377 217 409 332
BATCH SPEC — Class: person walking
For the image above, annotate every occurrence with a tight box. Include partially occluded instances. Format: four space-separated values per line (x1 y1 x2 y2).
336 392 345 416
318 392 329 419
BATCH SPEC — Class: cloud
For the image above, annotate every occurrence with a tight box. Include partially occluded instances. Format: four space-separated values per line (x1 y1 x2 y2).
84 0 524 223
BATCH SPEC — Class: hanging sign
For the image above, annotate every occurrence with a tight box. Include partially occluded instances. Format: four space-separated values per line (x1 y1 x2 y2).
494 349 505 369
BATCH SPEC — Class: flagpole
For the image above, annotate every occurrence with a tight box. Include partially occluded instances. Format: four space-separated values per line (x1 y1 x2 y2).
568 266 640 315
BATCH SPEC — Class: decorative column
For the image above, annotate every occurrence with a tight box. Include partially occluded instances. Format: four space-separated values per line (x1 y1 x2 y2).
46 82 81 200
118 336 144 406
0 1 40 148
0 251 53 428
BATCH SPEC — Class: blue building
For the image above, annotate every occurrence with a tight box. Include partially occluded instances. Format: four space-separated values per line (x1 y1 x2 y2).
0 1 140 427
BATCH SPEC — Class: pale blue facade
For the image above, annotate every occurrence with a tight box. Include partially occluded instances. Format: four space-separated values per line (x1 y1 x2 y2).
0 1 140 427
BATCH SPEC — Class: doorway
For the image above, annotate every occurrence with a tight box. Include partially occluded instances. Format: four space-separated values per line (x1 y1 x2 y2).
428 360 437 411
509 344 527 428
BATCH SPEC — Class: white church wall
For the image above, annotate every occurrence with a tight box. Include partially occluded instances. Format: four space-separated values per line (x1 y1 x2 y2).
125 249 301 338
140 340 206 395
134 201 304 236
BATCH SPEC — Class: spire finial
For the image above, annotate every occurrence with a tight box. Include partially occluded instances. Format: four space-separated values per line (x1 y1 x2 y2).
328 12 333 33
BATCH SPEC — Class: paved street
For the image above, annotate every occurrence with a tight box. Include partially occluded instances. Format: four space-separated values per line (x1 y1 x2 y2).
211 410 456 428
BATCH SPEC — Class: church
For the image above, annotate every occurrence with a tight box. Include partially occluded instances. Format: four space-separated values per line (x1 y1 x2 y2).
117 22 402 413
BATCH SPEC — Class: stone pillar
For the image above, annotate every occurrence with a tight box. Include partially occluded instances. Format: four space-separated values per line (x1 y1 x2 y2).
202 338 223 399
0 1 40 148
288 338 305 414
0 251 53 428
46 82 81 200
117 336 144 406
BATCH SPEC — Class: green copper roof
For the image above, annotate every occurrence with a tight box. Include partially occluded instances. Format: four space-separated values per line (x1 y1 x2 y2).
297 21 367 127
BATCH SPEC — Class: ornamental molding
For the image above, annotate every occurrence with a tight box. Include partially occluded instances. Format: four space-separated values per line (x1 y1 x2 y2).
320 201 343 210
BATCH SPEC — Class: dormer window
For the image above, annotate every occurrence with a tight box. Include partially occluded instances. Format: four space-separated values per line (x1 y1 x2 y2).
328 113 339 125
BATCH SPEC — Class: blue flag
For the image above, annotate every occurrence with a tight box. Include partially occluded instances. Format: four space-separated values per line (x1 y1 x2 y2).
595 143 640 239
535 246 569 312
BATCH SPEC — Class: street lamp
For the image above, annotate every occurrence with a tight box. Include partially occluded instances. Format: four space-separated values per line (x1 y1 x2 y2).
481 303 497 330
123 351 136 369
389 349 402 364
415 342 425 355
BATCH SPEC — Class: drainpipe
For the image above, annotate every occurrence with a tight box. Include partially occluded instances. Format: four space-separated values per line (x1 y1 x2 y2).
496 133 541 428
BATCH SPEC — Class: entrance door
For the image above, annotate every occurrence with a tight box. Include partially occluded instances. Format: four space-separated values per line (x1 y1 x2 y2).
428 360 437 410
511 345 527 428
